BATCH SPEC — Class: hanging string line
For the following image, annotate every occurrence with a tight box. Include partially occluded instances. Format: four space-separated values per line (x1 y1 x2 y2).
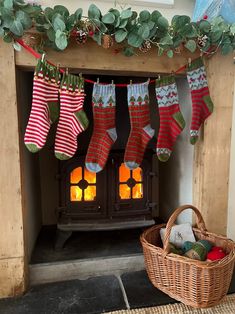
16 38 194 87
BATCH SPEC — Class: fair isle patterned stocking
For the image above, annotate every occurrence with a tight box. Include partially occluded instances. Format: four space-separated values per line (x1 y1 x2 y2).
85 83 117 173
24 58 60 152
124 81 154 170
155 77 185 162
55 74 89 160
187 57 214 144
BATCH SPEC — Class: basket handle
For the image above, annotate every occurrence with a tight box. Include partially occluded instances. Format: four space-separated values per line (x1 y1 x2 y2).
163 204 207 255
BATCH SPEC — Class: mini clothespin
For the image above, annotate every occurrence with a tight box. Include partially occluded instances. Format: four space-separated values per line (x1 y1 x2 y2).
66 67 69 75
171 70 175 76
56 63 60 71
97 77 100 84
111 79 114 86
188 58 192 67
130 79 132 85
41 53 45 62
79 73 82 78
147 78 150 83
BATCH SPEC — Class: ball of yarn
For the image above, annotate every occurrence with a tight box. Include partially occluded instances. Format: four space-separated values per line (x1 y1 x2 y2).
182 241 193 253
169 243 183 255
197 240 212 253
207 247 226 261
185 243 207 261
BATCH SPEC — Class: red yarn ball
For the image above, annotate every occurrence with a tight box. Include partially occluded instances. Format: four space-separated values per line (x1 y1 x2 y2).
203 15 208 20
207 247 226 261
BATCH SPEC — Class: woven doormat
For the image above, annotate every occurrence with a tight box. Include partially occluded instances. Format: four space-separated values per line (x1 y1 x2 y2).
107 294 235 314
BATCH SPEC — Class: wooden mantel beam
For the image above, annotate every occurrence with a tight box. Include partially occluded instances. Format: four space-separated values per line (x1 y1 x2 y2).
15 40 200 76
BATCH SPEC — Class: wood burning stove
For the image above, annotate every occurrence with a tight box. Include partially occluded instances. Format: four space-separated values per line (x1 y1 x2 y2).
57 150 157 231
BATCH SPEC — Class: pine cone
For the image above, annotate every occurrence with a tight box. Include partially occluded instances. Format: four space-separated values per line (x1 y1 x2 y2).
139 40 151 53
22 32 42 48
102 34 114 49
197 35 208 48
75 30 88 45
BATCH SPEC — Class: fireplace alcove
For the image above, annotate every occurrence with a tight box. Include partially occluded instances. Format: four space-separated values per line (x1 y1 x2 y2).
17 66 194 271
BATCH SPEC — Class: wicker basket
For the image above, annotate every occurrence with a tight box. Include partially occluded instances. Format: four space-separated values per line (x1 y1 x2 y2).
140 205 235 308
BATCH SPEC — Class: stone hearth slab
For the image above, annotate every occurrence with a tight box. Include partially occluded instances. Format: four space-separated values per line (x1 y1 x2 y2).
121 270 177 309
0 275 126 314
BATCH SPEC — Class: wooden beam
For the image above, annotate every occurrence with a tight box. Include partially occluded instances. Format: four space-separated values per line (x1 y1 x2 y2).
0 40 27 298
193 53 235 235
15 40 200 76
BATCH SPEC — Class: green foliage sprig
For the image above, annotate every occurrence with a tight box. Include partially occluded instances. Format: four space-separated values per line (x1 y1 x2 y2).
0 0 235 57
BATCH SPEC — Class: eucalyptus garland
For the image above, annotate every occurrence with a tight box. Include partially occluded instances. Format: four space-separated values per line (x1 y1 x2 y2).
1 0 235 58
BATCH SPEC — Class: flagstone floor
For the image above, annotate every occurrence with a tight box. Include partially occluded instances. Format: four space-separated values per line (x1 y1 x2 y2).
0 270 235 314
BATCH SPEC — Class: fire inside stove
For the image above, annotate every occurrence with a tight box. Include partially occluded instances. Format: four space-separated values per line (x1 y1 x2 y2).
70 163 143 202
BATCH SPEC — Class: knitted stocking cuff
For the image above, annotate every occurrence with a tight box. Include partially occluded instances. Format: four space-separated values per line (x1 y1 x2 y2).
155 76 179 108
60 73 84 93
127 81 149 106
92 83 116 107
187 57 208 91
35 58 61 85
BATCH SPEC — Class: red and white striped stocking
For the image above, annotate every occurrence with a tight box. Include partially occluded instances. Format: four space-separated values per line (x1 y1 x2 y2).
55 74 88 160
24 59 60 152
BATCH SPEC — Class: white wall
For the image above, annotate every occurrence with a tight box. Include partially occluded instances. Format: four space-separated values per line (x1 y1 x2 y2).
39 0 195 19
227 79 235 241
159 78 194 224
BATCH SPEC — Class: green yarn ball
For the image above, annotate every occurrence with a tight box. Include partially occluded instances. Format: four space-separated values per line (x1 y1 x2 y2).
169 243 183 255
197 240 212 253
184 243 207 261
182 241 194 253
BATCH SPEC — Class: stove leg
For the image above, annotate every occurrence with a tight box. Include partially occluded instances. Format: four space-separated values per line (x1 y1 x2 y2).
54 229 72 250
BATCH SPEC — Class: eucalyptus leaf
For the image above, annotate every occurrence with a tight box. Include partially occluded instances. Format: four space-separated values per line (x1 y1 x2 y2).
158 46 164 56
184 39 197 53
2 14 14 28
119 19 128 28
102 12 115 24
10 20 23 36
0 27 4 36
167 49 173 58
54 5 69 18
221 44 233 55
123 47 135 57
3 0 13 9
121 9 132 19
115 29 127 43
92 32 102 45
147 21 155 30
157 16 169 30
53 16 66 32
109 9 120 18
138 24 150 39
44 7 54 20
128 31 143 47
66 14 76 30
114 16 121 28
75 8 83 21
199 20 211 33
47 27 55 41
151 10 161 23
16 10 32 29
210 30 222 43
88 4 101 19
159 34 173 46
139 10 150 22
230 23 235 34
55 30 68 50
21 4 41 16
